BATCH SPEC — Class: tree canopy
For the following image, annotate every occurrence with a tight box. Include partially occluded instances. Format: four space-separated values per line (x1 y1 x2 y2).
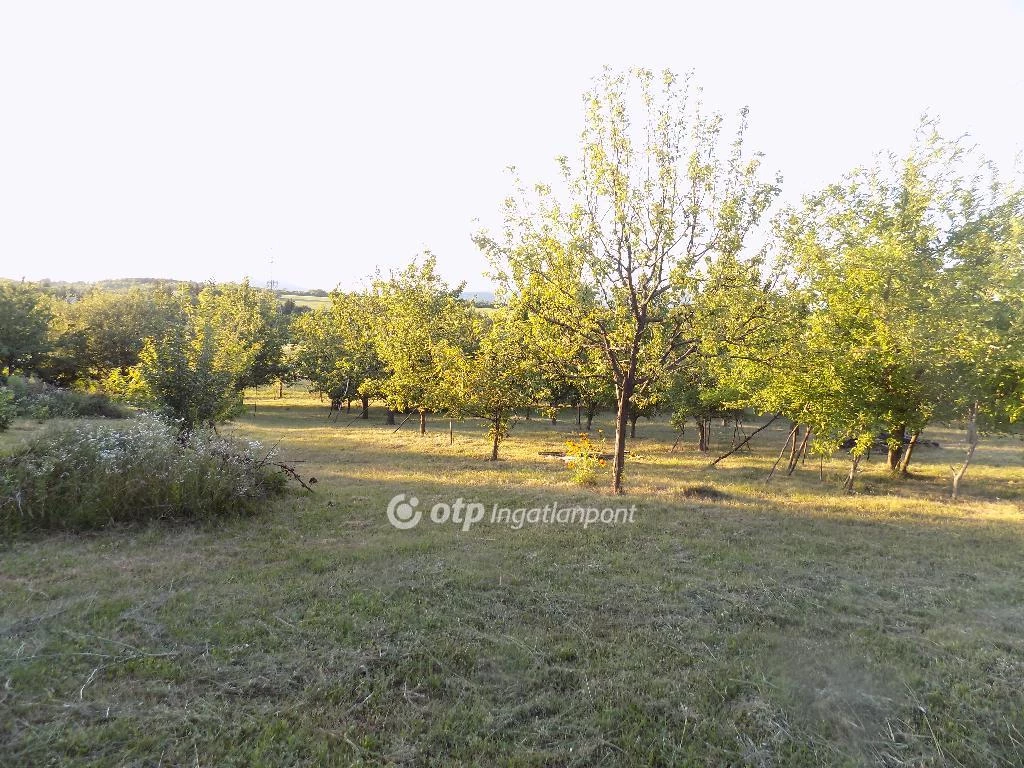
477 68 781 491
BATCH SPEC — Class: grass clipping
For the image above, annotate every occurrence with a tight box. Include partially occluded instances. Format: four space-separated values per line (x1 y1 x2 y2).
0 414 286 534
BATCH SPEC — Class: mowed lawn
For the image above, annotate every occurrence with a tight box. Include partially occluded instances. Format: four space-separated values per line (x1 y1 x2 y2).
2 389 1024 766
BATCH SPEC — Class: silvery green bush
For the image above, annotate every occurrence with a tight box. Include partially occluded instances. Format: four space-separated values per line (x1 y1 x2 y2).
0 414 285 534
3 375 128 420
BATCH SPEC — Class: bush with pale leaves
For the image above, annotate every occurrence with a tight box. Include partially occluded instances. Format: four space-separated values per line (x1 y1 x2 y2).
0 414 285 534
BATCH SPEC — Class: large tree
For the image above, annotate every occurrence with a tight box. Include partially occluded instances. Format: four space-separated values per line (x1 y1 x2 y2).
372 255 477 434
0 281 51 377
135 281 283 430
74 286 183 378
454 309 543 460
31 286 185 387
291 290 384 417
477 68 780 492
775 123 1024 487
203 280 287 392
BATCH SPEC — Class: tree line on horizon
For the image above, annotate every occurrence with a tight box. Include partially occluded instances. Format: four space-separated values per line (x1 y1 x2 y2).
1 68 1022 496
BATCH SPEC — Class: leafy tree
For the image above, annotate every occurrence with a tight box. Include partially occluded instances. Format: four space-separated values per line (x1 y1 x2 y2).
508 306 599 425
73 287 183 378
291 290 384 416
776 122 1024 488
135 283 274 430
372 256 477 434
28 286 186 388
341 292 387 418
35 296 89 387
271 348 300 399
566 345 616 431
0 281 51 377
455 309 543 460
291 308 350 406
201 280 287 392
478 68 780 492
137 326 241 431
665 358 743 452
935 183 1024 496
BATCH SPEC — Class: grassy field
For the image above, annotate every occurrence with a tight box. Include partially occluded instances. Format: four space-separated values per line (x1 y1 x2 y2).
2 388 1024 766
280 294 496 315
280 294 332 310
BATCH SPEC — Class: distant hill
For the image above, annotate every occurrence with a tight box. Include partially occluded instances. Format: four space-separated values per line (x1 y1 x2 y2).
16 277 199 298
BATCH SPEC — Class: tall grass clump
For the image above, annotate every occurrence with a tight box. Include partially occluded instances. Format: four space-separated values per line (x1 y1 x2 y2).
0 414 286 534
3 375 129 420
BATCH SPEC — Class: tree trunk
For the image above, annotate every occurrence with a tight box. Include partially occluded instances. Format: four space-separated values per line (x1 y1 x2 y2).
951 406 979 500
887 424 906 472
766 423 800 483
585 404 597 432
360 394 369 419
550 406 557 425
611 379 634 494
788 425 802 466
629 414 638 439
843 454 862 493
800 428 812 465
346 399 351 414
490 421 500 460
898 430 920 475
278 380 283 398
385 408 395 426
525 407 531 421
787 427 812 476
577 404 582 425
696 418 710 452
419 411 427 435
449 419 454 446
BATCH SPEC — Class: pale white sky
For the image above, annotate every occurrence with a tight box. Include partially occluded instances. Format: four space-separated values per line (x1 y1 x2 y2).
1 1 1022 291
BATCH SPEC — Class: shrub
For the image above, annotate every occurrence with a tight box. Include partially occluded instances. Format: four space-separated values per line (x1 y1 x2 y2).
0 414 286 534
3 375 128 420
95 367 150 406
2 374 35 401
0 389 15 432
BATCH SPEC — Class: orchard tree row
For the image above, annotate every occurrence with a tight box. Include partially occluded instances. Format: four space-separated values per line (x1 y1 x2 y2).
2 69 1022 494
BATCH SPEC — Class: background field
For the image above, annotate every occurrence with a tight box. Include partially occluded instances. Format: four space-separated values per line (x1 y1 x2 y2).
279 293 496 313
2 388 1024 766
280 294 332 310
